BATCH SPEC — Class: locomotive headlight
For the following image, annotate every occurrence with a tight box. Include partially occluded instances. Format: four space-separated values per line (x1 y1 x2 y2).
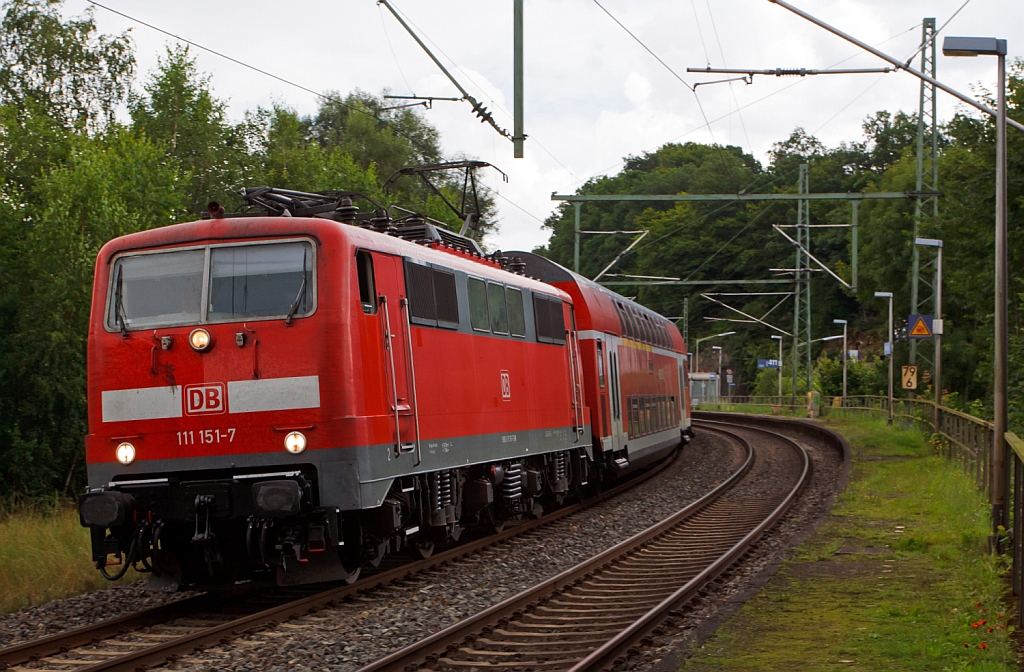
284 431 307 454
115 442 136 465
189 328 212 352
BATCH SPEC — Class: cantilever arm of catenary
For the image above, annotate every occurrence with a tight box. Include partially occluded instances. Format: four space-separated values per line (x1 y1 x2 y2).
773 225 851 289
378 0 513 142
768 0 1024 134
593 231 650 282
701 294 792 337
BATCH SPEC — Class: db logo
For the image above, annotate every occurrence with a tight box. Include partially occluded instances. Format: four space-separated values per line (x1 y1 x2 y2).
500 370 511 401
184 383 226 415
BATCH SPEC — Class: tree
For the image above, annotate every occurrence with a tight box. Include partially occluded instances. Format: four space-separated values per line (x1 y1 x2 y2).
129 45 244 215
0 0 133 129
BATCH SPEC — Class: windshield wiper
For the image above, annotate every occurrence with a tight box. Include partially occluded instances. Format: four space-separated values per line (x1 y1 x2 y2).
114 265 128 338
285 249 308 326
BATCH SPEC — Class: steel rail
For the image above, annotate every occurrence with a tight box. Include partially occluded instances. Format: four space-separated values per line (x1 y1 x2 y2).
0 447 683 672
355 424 759 672
570 420 810 671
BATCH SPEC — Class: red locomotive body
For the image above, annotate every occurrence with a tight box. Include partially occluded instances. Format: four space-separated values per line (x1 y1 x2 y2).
78 190 687 589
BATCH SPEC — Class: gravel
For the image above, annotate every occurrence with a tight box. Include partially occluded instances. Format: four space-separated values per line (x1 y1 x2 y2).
165 433 744 671
0 582 188 647
1 428 793 672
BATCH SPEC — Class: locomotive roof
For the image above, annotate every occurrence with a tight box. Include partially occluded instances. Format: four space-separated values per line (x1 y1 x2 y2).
95 215 572 302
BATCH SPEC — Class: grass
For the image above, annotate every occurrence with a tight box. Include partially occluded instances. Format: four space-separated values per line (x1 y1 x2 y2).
683 415 1016 671
0 499 139 614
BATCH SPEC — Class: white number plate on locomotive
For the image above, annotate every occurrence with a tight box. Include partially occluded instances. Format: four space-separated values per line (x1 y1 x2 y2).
177 428 236 445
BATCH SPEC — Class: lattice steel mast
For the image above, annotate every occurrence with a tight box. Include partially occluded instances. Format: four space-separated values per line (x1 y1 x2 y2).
911 18 939 369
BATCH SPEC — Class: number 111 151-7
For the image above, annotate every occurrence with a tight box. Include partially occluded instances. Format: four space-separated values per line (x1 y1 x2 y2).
177 428 236 445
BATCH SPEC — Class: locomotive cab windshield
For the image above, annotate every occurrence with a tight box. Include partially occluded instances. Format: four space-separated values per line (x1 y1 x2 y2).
105 239 315 332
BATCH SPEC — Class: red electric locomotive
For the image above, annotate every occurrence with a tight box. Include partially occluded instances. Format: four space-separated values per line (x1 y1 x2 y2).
78 188 690 590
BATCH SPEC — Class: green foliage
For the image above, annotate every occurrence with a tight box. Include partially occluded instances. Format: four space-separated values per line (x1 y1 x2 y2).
541 63 1023 422
0 0 132 129
0 1 494 496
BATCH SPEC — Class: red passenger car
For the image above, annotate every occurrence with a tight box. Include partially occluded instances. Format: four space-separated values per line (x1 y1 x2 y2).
77 189 688 590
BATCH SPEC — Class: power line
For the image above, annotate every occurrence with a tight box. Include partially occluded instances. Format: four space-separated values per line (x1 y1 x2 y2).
87 0 546 227
591 0 734 178
385 0 584 184
377 4 415 95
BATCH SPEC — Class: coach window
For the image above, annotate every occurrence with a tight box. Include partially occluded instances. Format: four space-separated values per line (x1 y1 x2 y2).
487 282 509 334
468 278 489 332
507 287 526 337
615 304 627 337
597 341 605 388
356 251 376 315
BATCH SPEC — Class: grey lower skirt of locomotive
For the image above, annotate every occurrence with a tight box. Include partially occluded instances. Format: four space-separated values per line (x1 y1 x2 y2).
77 451 596 590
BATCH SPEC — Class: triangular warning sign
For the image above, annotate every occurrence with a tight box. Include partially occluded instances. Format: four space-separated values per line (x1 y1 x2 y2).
910 317 931 336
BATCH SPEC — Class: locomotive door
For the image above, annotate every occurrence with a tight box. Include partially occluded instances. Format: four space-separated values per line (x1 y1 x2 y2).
372 253 419 457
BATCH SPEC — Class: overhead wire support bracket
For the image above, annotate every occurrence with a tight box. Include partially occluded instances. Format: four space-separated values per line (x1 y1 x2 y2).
773 224 851 289
686 65 894 80
378 0 514 141
766 0 1024 134
381 94 465 112
701 293 793 337
593 231 650 282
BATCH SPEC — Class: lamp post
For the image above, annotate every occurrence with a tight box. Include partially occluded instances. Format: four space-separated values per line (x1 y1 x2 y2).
713 346 724 402
875 292 894 425
834 319 848 407
693 330 736 373
943 35 1008 534
771 335 784 400
915 238 943 432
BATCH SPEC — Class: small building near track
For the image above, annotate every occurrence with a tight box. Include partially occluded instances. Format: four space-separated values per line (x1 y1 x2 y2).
689 372 720 406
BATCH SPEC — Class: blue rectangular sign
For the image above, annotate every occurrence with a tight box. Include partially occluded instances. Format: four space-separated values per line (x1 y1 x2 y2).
758 359 781 369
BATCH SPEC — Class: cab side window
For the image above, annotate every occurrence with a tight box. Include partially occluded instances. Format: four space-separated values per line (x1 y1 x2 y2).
356 250 376 314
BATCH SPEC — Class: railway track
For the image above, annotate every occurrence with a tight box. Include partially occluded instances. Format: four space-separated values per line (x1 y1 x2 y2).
0 447 682 672
355 419 811 672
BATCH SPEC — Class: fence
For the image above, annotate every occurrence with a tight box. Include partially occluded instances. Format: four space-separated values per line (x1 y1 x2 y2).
699 393 1024 623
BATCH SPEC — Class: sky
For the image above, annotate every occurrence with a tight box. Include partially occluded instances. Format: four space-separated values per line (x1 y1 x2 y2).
65 0 1022 254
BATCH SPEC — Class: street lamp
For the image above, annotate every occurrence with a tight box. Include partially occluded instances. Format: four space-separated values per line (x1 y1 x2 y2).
771 335 784 399
915 238 943 431
875 292 894 425
834 319 848 408
713 346 724 401
694 330 736 373
943 35 1009 534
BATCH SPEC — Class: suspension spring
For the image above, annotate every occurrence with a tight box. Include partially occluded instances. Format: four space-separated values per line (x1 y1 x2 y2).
430 470 453 511
502 463 523 500
554 452 567 482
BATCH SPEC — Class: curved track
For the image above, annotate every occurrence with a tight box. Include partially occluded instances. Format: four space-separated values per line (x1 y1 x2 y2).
356 419 810 672
0 449 681 672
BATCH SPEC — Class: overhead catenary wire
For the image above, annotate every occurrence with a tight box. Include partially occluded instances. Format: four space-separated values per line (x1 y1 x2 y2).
86 0 545 230
378 4 416 95
561 22 919 193
703 0 753 152
591 0 734 178
384 0 584 185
